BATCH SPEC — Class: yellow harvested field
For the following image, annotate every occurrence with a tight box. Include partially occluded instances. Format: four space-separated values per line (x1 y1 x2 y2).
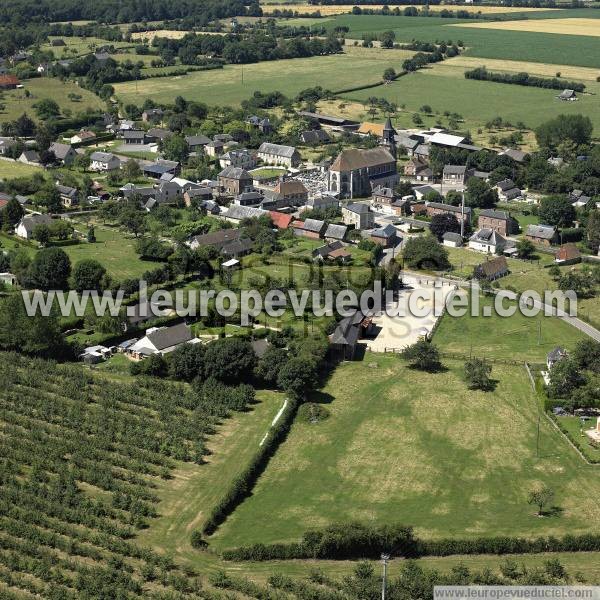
130 29 188 41
263 3 557 14
445 55 600 81
453 17 600 37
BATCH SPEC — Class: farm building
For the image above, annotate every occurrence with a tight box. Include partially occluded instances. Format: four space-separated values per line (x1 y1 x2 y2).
557 89 577 101
555 243 581 265
370 224 398 248
128 323 200 359
0 75 19 89
473 256 509 281
526 224 559 246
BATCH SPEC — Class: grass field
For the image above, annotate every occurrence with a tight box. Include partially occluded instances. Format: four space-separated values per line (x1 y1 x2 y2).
210 354 599 549
0 159 44 180
61 221 151 280
455 17 600 37
0 78 105 124
40 35 132 57
113 46 415 106
322 15 600 67
342 62 600 131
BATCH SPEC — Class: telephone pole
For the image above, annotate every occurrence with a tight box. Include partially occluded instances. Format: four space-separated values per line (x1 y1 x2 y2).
460 192 465 238
381 554 390 600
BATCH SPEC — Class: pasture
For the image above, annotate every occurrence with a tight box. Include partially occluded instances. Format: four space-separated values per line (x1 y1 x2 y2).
342 63 600 131
0 159 43 180
113 46 415 106
322 15 600 67
0 78 105 123
210 353 599 550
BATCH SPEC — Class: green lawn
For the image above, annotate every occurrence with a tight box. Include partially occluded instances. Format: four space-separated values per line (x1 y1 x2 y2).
210 355 600 550
60 221 151 280
114 46 415 106
0 160 44 180
556 416 600 463
0 78 105 124
434 294 585 363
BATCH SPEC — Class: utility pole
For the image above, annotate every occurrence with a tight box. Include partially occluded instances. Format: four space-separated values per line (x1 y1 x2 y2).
381 554 390 600
460 192 465 239
536 412 541 458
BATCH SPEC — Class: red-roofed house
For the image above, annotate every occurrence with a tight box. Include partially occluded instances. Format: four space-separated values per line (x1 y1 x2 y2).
555 243 581 265
269 211 293 229
0 75 19 89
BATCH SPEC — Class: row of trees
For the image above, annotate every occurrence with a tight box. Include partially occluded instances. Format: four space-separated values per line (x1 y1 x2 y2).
465 67 585 92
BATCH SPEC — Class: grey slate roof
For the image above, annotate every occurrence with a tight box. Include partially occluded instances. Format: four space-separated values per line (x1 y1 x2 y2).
470 228 505 246
324 223 348 240
371 224 397 239
219 166 252 180
479 209 511 220
186 134 211 147
49 142 74 160
258 142 297 158
224 205 268 221
303 218 326 233
526 224 557 240
146 323 193 351
443 232 463 243
346 202 370 214
427 202 472 216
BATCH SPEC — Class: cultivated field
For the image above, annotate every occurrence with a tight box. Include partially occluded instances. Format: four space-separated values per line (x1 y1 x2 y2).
0 78 105 123
114 46 415 106
322 14 600 67
211 353 599 550
455 17 600 37
130 29 189 42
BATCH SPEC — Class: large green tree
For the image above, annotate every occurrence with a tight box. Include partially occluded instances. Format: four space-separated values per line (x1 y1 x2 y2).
203 337 256 383
535 114 593 150
402 236 450 270
27 247 71 290
71 259 107 293
538 195 576 228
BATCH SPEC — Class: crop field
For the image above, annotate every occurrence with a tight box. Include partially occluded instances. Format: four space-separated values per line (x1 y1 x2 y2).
455 17 600 37
322 15 600 67
130 29 189 42
210 352 599 550
0 78 105 123
342 63 600 131
114 46 415 106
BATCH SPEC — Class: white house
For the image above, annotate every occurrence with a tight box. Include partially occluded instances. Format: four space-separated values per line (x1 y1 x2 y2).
468 228 506 254
257 142 301 168
219 149 257 170
15 213 53 239
90 151 121 172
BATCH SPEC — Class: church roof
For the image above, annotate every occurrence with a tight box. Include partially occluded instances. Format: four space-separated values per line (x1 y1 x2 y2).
331 147 395 172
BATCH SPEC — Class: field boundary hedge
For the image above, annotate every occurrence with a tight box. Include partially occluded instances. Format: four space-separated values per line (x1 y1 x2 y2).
202 396 298 535
465 67 586 92
222 528 600 561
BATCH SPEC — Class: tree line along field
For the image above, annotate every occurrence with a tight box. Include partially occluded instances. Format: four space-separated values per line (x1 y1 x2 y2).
113 45 415 106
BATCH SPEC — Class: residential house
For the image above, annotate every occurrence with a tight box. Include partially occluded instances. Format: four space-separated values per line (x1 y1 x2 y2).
342 203 374 230
219 149 256 170
123 130 148 145
305 194 339 211
329 147 397 198
547 347 567 370
49 143 77 166
205 140 224 157
218 166 253 196
426 202 471 225
257 142 301 168
271 178 308 206
143 160 180 179
185 134 212 153
57 184 78 208
15 213 53 239
221 237 254 259
246 116 272 134
188 228 242 251
442 165 474 187
128 323 200 359
469 228 506 254
0 137 17 156
183 187 213 207
324 223 348 243
404 157 433 182
370 224 398 247
569 189 592 208
526 224 559 246
477 209 519 236
300 129 330 144
90 151 120 172
146 128 172 144
443 232 463 248
313 241 351 263
234 191 264 207
18 150 40 165
269 211 294 230
495 178 523 202
142 108 164 123
555 243 581 265
70 131 96 144
371 186 396 208
473 256 509 281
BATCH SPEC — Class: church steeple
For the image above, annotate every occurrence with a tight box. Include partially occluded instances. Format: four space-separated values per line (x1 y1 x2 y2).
382 116 397 159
